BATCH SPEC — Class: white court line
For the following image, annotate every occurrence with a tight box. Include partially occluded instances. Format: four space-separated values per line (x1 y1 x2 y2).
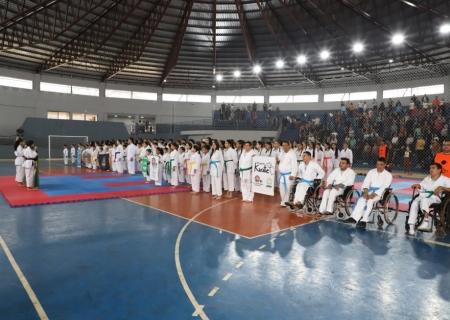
0 235 48 320
279 232 286 236
258 244 266 249
222 273 232 281
235 262 244 269
208 287 219 297
175 199 234 319
269 237 277 242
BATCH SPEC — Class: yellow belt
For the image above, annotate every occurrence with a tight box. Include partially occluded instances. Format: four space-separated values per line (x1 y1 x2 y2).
200 163 208 175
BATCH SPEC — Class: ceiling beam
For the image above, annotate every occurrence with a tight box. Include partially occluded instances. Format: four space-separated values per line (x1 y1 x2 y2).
102 0 172 81
37 0 143 72
398 0 449 19
0 0 60 26
212 0 216 73
234 0 266 87
159 0 194 85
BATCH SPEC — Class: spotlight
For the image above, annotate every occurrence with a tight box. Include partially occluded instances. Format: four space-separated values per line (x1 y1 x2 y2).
392 34 404 44
276 60 284 68
234 70 241 77
353 43 363 53
440 24 450 34
341 67 345 70
216 74 223 81
212 85 216 88
163 79 167 82
389 59 394 63
297 55 306 64
320 51 330 59
253 65 261 73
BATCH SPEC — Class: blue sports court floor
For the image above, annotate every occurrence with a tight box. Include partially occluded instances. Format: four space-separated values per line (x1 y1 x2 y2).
0 161 450 320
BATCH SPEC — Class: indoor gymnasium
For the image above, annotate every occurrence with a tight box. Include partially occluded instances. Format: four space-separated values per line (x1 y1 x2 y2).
0 0 450 319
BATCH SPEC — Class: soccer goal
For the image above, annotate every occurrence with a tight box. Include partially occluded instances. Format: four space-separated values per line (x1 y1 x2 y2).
48 135 89 160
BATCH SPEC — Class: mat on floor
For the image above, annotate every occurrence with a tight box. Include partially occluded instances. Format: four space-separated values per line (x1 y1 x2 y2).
0 174 190 207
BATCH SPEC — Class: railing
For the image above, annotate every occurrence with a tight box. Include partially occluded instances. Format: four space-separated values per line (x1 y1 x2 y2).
0 135 17 145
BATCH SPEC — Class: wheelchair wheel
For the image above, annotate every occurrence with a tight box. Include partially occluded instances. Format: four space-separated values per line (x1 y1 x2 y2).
344 189 360 217
383 193 398 225
435 226 445 238
377 216 384 227
405 223 410 232
336 211 346 220
442 199 450 234
312 186 324 209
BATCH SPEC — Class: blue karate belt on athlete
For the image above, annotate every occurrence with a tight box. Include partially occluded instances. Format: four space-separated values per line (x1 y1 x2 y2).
297 179 313 187
279 172 291 191
353 186 380 210
210 160 219 177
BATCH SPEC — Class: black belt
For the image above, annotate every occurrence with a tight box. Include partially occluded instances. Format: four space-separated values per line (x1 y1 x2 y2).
24 158 35 160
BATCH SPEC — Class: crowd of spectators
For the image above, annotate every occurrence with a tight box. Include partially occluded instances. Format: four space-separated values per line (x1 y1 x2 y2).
218 101 281 128
282 94 449 170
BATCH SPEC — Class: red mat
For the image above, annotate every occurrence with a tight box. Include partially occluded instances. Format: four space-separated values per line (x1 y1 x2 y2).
0 176 189 207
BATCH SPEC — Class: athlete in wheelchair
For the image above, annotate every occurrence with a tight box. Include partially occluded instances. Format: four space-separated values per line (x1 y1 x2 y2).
285 151 325 213
344 157 397 228
317 157 356 216
406 162 450 238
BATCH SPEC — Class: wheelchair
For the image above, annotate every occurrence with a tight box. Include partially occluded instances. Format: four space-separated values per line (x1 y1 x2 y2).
344 187 399 227
405 189 450 238
328 185 361 220
288 178 322 213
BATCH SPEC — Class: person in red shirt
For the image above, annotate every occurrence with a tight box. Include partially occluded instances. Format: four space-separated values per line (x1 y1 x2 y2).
434 139 450 178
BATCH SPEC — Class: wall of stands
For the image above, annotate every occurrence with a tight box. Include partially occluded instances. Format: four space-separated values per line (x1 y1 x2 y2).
0 65 449 138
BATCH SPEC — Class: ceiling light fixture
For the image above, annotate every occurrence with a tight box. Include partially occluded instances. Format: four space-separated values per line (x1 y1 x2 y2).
392 34 404 44
440 24 450 34
353 43 363 53
276 60 284 68
234 70 241 77
216 75 223 81
297 55 307 64
253 65 261 73
320 51 330 59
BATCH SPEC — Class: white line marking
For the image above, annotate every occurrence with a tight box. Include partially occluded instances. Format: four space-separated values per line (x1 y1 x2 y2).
269 237 277 242
192 305 205 316
280 232 286 236
235 262 244 268
0 235 48 320
258 244 266 249
222 273 232 281
208 287 219 297
175 199 234 319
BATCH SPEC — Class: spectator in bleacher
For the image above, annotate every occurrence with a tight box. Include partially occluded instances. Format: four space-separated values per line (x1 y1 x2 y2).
416 135 426 169
422 94 430 108
276 106 280 114
252 101 257 112
246 111 251 125
268 104 272 116
340 101 346 114
247 103 251 112
433 96 440 108
362 142 371 164
263 102 268 113
16 127 24 139
372 98 377 108
272 116 279 129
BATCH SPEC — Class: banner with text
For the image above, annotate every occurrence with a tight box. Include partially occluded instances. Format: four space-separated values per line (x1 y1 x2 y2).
252 156 275 196
149 156 160 181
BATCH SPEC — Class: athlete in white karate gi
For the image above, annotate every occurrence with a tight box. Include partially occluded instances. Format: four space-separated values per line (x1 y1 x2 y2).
210 140 224 199
169 143 180 187
22 140 38 190
223 140 238 198
239 141 257 203
277 141 298 207
14 138 25 186
63 145 69 166
340 142 353 167
126 138 137 175
344 157 392 228
408 163 450 235
286 151 325 210
318 157 356 215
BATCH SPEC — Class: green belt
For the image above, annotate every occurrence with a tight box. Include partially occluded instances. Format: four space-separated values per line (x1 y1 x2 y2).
297 160 303 163
164 162 170 175
239 167 252 172
424 190 434 198
169 159 175 177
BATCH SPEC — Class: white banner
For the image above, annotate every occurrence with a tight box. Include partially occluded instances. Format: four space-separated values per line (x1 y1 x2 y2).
149 156 160 182
252 156 275 196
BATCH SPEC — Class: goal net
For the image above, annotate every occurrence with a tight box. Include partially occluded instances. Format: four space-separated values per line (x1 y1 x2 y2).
48 135 89 160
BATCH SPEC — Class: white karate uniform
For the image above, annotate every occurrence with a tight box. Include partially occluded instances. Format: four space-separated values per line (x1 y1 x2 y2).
239 149 257 201
170 150 179 186
14 145 25 183
340 148 353 166
151 155 164 186
70 147 76 164
294 161 325 204
22 147 37 188
136 147 143 172
92 147 99 170
126 144 137 174
272 147 282 188
315 150 324 167
63 148 68 165
223 148 238 192
322 149 335 181
178 152 186 184
210 150 224 196
319 168 356 214
122 147 127 172
332 150 341 169
189 152 201 192
201 152 211 192
278 149 298 206
115 145 123 173
184 151 192 184
261 148 274 157
350 169 393 222
234 149 243 191
295 148 304 165
408 175 450 227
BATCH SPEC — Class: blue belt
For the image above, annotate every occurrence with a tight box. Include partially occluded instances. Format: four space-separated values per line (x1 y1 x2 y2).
279 172 291 190
354 187 380 210
298 179 313 187
211 160 219 177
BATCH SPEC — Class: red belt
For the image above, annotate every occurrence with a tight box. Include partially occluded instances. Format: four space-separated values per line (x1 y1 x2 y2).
323 157 332 173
